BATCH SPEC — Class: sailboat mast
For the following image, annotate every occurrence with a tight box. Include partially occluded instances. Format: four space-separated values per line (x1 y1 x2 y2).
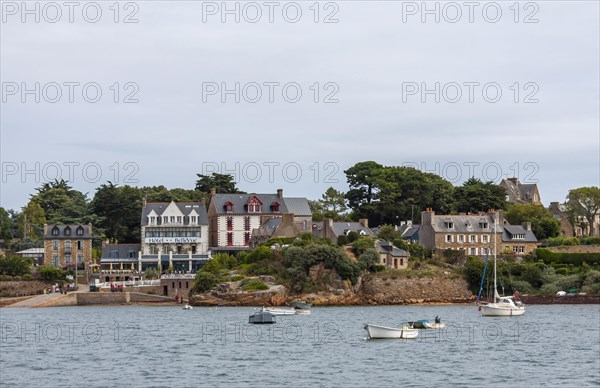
493 212 497 303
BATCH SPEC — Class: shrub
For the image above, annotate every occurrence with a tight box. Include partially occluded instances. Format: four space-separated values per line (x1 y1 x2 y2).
509 279 534 293
192 272 217 293
0 255 31 277
230 275 245 282
336 235 348 246
535 249 600 266
241 279 269 291
22 274 33 280
144 268 159 280
39 266 65 282
371 265 385 272
358 249 380 270
351 237 375 257
582 270 600 295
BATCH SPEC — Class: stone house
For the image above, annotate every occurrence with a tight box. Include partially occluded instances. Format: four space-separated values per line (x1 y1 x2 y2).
500 178 541 205
318 219 373 244
419 209 538 257
43 224 93 268
375 240 409 269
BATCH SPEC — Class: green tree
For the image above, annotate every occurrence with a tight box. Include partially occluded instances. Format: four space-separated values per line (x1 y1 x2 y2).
30 179 90 224
358 249 380 270
308 200 325 222
0 208 14 241
455 177 507 213
195 173 244 195
504 204 560 240
319 187 347 220
0 254 31 276
192 272 217 293
344 161 383 209
92 183 143 243
39 265 65 282
376 224 400 242
18 201 46 240
567 187 600 236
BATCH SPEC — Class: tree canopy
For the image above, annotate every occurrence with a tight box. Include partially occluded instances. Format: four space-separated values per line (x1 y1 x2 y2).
455 177 507 213
504 204 560 240
567 187 600 236
195 173 244 195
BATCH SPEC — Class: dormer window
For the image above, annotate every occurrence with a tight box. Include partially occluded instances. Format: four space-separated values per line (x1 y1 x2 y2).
445 221 454 229
76 226 84 236
191 216 197 224
465 221 472 229
245 196 263 213
271 201 280 212
52 226 60 236
64 226 71 236
163 216 168 223
479 220 489 229
224 201 234 213
512 233 525 240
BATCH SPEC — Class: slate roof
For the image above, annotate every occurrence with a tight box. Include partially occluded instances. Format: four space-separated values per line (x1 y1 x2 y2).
44 224 92 239
401 225 420 240
252 218 283 239
430 215 496 233
376 240 409 257
332 222 373 237
101 243 141 259
141 202 208 226
502 225 538 243
283 197 312 216
211 194 287 215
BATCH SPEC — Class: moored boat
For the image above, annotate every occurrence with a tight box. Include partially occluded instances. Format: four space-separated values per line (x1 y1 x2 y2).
182 304 193 310
249 310 276 324
291 301 312 309
261 307 297 316
364 324 420 339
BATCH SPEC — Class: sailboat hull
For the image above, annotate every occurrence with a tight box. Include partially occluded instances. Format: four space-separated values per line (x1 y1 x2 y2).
480 304 526 316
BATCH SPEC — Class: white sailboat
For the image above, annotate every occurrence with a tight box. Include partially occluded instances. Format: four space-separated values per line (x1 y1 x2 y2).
478 213 526 317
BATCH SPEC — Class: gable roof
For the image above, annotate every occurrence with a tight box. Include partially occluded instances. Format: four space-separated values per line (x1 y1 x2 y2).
430 214 496 233
101 243 141 259
283 197 312 216
502 225 538 242
332 222 373 237
211 193 288 215
375 240 409 257
141 201 208 226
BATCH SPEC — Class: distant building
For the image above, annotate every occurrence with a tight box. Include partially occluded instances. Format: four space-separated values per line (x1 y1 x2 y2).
500 178 541 205
98 242 142 283
16 248 44 266
140 201 210 272
318 218 373 244
397 221 420 243
419 209 538 257
548 202 575 237
375 240 409 269
43 224 93 268
207 189 312 251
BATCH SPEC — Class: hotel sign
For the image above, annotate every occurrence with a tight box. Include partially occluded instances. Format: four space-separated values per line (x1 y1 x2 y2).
144 237 202 244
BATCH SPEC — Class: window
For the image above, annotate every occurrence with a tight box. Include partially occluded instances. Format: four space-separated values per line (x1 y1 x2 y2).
458 235 465 243
469 235 477 243
445 222 454 229
77 241 83 250
65 240 71 252
224 202 234 213
480 221 489 229
177 216 182 223
227 233 233 246
64 226 71 236
128 251 136 258
76 226 84 236
77 254 83 263
244 232 250 246
271 202 280 212
53 255 59 266
513 246 525 253
244 216 251 231
469 248 477 255
482 235 489 243
65 254 71 263
445 235 453 243
191 216 197 224
53 240 59 250
52 226 59 236
481 248 489 255
163 216 168 223
226 217 233 231
170 216 175 223
186 282 189 288
110 250 118 258
512 233 525 240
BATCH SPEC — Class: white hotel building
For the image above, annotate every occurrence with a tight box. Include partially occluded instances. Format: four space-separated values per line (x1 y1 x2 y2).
140 201 210 272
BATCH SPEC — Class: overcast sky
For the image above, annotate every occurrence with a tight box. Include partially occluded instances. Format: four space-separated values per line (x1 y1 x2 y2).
1 1 599 211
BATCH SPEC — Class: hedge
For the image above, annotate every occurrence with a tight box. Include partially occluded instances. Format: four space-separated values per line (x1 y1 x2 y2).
535 249 600 266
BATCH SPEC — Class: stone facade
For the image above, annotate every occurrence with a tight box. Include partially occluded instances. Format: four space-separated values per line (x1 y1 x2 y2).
500 178 541 205
43 224 93 268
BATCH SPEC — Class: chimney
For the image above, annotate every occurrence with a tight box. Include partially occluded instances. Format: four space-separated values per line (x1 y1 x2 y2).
421 209 435 225
211 188 216 197
508 177 519 184
522 222 532 231
200 198 206 208
359 218 368 228
143 196 147 207
43 224 48 236
277 188 283 198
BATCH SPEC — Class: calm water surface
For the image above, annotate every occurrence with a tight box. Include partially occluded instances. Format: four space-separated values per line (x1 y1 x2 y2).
1 305 599 387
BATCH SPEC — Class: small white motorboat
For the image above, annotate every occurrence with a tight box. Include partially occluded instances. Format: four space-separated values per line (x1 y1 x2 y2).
261 307 297 316
294 309 311 315
249 310 276 324
364 324 420 339
182 304 193 310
